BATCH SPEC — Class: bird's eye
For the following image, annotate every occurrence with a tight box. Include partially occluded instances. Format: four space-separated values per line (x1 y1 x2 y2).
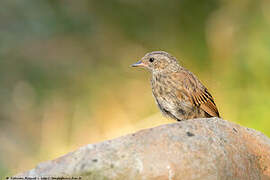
149 57 155 63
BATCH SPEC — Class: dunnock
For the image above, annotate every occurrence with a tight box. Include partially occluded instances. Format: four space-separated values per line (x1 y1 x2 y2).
131 51 220 121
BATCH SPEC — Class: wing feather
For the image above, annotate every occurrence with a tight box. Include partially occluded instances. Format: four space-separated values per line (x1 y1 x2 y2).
173 71 220 117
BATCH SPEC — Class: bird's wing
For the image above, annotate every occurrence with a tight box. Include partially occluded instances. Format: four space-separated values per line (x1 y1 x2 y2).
173 71 220 117
189 88 220 117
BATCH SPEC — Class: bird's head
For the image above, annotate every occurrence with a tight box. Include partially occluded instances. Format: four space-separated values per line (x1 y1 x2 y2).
131 51 180 73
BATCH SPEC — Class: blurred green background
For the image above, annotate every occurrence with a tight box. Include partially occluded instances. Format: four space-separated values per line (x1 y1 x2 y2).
1 0 270 177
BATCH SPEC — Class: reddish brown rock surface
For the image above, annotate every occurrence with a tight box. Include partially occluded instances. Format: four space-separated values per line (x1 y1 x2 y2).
16 118 270 180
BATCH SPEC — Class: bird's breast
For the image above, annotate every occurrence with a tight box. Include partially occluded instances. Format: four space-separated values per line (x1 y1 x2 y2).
151 74 177 106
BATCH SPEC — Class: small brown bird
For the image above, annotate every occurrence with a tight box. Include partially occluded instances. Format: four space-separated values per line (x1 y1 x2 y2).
131 51 220 121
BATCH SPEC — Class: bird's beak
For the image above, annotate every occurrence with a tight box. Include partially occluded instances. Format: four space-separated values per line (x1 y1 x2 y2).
131 60 146 67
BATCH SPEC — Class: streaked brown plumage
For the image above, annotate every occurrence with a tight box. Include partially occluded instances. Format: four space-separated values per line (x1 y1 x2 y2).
131 51 220 121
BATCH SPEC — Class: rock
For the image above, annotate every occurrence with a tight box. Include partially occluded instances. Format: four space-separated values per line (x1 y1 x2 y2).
16 118 270 180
